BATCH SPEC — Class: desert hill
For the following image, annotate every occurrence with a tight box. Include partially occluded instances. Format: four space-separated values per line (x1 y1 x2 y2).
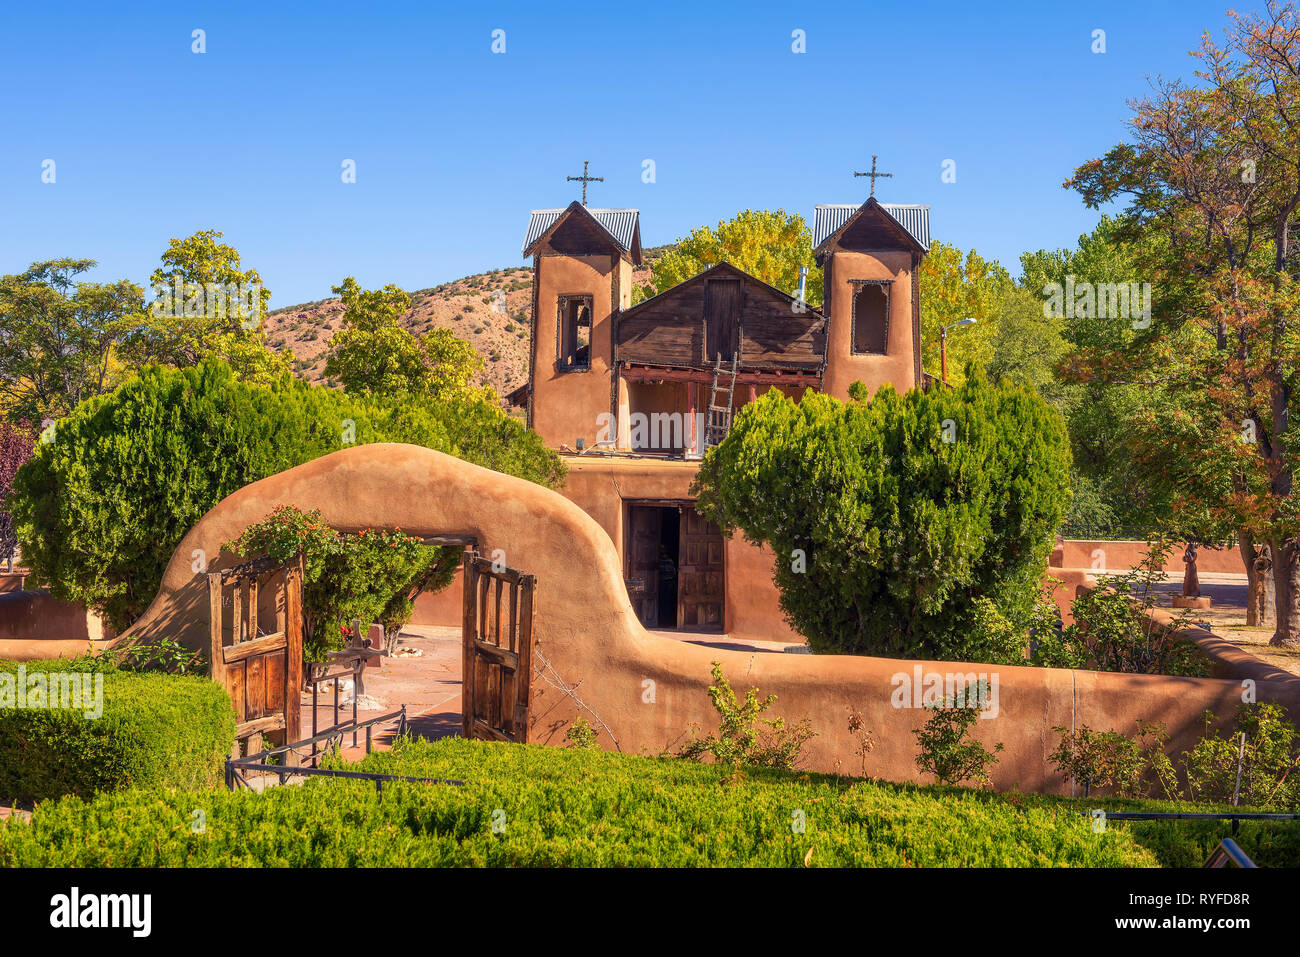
266 253 666 397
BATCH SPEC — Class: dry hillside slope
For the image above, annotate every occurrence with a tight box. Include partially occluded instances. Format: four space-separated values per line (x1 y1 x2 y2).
266 259 657 398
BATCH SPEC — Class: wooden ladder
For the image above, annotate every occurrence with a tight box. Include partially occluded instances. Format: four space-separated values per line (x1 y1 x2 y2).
705 353 739 448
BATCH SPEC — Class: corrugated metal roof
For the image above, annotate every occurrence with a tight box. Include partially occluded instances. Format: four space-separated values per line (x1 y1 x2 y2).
813 202 930 252
523 207 640 254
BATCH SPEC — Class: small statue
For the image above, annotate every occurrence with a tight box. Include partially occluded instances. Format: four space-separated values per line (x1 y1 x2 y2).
1182 543 1200 598
1251 545 1273 626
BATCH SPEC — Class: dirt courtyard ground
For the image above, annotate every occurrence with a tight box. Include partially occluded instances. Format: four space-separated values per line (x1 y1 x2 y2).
1148 573 1300 676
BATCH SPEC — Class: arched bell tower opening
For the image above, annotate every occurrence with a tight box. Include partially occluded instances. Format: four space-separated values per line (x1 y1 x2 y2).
851 281 890 355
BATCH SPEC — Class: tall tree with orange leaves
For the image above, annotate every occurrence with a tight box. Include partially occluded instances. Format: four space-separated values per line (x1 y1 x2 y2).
1066 1 1300 645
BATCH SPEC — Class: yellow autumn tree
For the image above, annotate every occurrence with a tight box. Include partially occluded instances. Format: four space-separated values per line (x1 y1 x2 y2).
917 241 1014 385
639 209 823 306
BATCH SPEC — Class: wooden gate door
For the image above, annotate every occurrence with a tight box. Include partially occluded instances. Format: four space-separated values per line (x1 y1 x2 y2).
462 551 535 743
208 554 304 759
678 507 725 631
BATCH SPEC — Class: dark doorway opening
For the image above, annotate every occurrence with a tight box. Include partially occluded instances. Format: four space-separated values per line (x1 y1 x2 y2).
625 502 724 632
655 509 680 627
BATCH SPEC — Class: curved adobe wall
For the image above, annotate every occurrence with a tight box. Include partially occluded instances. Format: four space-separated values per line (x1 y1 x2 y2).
124 444 1300 794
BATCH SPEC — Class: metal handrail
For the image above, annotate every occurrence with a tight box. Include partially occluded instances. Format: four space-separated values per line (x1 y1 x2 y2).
1085 808 1300 837
227 762 463 794
1206 838 1257 868
226 706 411 790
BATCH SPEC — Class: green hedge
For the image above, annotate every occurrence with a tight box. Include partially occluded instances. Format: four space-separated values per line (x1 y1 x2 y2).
0 737 1160 867
3 736 1286 867
692 369 1072 662
0 659 235 802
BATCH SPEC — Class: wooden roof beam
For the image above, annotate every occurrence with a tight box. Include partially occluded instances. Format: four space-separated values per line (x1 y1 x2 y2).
620 363 821 387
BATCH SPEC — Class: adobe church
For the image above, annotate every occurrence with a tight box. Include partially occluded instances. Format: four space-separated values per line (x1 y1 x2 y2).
512 177 932 641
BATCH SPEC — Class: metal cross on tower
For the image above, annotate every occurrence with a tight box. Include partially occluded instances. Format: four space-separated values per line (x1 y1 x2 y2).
853 155 893 198
566 160 604 206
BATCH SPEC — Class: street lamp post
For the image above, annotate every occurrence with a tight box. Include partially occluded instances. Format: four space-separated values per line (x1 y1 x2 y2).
940 317 977 384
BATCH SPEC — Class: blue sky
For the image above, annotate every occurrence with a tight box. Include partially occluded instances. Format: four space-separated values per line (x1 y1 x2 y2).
1 0 1238 306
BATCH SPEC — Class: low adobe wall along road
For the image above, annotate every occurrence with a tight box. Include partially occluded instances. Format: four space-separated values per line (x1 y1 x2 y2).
0 586 115 660
1058 539 1247 576
123 444 1298 794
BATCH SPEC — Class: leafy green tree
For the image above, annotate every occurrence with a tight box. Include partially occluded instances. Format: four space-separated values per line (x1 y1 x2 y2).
1017 218 1172 537
126 229 289 385
639 209 822 306
226 505 459 661
917 241 1014 384
421 328 485 397
327 276 407 332
984 285 1068 400
0 422 35 563
10 356 564 631
324 277 484 400
0 259 146 423
1060 4 1300 645
692 368 1071 661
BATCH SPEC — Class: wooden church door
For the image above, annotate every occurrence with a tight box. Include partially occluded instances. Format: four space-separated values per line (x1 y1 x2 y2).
678 507 725 630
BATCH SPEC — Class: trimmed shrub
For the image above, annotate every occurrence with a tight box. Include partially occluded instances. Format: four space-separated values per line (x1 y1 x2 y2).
0 659 235 801
693 366 1072 661
0 737 1156 867
11 357 563 631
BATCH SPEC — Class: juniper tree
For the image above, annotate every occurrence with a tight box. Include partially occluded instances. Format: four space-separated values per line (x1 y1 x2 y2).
692 367 1071 661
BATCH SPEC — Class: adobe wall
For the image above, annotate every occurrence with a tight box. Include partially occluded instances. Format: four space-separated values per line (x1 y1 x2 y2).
409 456 799 643
0 572 29 593
558 456 800 642
412 572 463 626
123 444 1298 794
529 253 618 450
0 590 114 660
822 249 917 400
1060 540 1246 575
1043 568 1095 627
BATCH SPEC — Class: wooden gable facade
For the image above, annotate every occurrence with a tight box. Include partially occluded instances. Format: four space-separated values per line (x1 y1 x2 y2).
614 261 826 374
